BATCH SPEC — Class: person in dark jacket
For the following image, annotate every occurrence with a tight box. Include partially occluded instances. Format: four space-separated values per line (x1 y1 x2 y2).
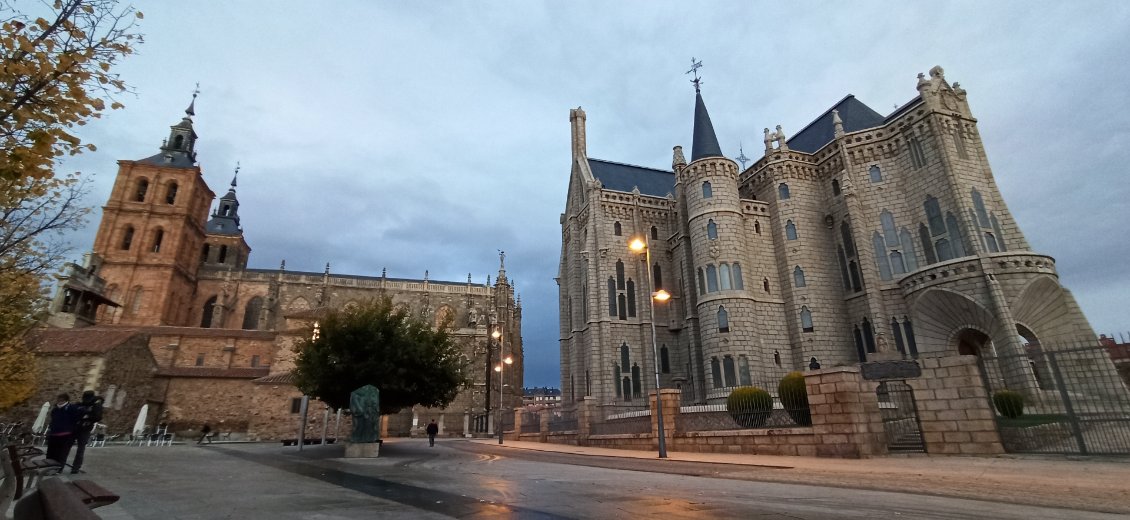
46 393 81 465
70 390 104 474
198 423 212 444
425 419 439 447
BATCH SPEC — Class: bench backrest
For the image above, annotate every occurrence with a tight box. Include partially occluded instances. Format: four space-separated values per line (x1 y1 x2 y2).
13 477 102 520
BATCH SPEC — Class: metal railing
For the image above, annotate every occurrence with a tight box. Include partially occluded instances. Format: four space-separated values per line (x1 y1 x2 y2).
679 383 811 432
520 411 540 434
547 408 579 433
980 343 1130 455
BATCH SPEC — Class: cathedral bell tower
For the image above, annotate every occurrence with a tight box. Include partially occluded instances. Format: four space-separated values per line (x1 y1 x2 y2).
91 91 214 326
201 165 251 271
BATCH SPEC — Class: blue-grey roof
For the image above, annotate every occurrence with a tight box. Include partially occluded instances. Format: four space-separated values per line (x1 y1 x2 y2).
137 152 196 168
205 217 240 235
787 95 886 154
691 91 723 161
588 158 674 197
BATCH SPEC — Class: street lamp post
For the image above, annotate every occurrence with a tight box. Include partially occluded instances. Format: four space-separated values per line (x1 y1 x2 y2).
629 236 669 459
493 328 512 445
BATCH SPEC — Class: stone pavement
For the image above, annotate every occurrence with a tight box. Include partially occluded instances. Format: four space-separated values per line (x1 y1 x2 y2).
478 439 1130 514
7 439 1129 518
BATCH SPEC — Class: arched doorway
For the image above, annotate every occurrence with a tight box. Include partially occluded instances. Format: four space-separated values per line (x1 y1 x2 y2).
1017 324 1051 390
955 328 991 356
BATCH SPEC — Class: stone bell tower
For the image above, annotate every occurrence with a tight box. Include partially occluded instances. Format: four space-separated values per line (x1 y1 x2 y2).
91 91 214 326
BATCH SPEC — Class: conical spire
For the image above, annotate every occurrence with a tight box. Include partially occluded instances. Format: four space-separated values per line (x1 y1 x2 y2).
206 163 243 236
690 84 723 161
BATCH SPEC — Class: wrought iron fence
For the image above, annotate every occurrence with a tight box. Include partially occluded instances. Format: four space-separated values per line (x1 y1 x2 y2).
679 383 811 432
472 414 490 434
547 408 579 433
520 411 541 434
590 403 651 435
979 343 1130 455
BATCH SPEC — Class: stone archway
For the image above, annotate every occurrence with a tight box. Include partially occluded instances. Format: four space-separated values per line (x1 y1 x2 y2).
955 328 992 356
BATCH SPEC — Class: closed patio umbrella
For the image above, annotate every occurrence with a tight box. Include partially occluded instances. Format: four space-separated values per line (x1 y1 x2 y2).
31 402 50 433
132 404 149 437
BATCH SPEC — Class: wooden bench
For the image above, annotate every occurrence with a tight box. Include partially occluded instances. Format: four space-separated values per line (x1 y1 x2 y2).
12 477 105 520
4 444 64 500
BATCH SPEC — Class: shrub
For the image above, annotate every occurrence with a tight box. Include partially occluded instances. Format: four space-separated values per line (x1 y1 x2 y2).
777 371 811 426
993 390 1025 419
727 386 773 428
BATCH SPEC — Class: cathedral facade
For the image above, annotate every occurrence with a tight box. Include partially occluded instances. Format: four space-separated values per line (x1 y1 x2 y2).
558 66 1097 405
21 99 524 439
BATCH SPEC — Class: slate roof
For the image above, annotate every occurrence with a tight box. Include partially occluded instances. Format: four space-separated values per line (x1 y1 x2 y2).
136 152 196 168
27 328 144 355
156 367 271 379
588 158 674 197
787 95 887 154
690 91 724 161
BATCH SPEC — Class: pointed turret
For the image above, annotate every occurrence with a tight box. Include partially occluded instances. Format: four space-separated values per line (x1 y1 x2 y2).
206 164 242 235
138 88 200 167
690 85 723 162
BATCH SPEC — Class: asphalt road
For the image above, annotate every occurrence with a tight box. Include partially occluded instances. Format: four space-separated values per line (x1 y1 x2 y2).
67 439 1122 519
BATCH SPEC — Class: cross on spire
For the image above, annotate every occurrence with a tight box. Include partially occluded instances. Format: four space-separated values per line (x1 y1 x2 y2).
186 82 200 116
686 57 703 92
736 143 750 170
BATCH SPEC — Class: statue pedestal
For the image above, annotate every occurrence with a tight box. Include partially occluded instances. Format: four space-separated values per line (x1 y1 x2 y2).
344 441 380 458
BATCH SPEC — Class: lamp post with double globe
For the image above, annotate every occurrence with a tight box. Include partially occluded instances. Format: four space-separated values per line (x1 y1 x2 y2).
493 328 512 445
629 236 669 459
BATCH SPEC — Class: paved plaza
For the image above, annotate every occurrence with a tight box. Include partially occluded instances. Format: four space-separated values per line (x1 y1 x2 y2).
13 438 1127 519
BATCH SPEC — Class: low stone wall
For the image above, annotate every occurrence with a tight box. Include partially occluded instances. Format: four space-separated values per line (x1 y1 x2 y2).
508 355 1004 459
671 428 818 456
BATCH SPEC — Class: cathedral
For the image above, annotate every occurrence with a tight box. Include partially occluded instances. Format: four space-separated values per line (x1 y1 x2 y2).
557 66 1098 405
15 97 524 439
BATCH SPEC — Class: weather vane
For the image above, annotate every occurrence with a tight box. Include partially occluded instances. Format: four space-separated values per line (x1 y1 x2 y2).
686 57 703 91
192 82 200 99
736 143 750 170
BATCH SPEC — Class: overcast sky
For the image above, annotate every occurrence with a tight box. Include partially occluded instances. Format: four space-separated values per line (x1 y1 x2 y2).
52 1 1130 387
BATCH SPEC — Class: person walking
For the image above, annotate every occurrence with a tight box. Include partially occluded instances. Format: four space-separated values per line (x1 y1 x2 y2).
198 423 212 444
45 393 80 468
70 390 104 474
425 419 439 447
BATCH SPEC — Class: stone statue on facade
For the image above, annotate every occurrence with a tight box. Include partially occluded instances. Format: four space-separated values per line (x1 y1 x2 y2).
349 385 381 443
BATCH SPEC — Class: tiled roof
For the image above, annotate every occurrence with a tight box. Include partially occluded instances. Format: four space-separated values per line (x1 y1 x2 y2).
252 371 296 384
156 367 271 379
27 328 144 355
139 326 277 340
588 158 675 197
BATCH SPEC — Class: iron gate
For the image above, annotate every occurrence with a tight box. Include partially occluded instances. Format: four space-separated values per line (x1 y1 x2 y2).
877 380 926 453
979 345 1130 455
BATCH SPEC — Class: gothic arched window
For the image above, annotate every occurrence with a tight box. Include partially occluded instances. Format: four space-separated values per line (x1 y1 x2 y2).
165 182 178 204
134 178 149 202
785 220 797 240
616 260 625 289
702 181 712 198
869 165 882 182
778 183 790 199
707 219 718 240
800 306 814 333
793 266 806 287
121 226 134 250
719 263 732 290
705 264 719 293
613 221 622 236
717 306 729 333
832 179 841 195
732 263 744 289
151 229 164 253
201 296 217 328
242 297 263 330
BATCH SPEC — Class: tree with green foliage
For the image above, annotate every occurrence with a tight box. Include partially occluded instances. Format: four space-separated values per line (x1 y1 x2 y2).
0 0 141 411
292 297 471 415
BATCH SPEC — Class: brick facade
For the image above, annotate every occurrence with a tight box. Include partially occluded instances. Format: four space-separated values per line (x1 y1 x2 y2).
20 102 524 440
